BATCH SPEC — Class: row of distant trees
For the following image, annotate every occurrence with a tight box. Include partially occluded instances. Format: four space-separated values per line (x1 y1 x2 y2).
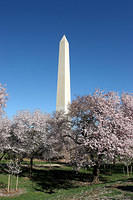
0 84 133 184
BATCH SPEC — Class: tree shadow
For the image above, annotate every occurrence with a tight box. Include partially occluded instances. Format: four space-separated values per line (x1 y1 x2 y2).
100 175 131 184
126 178 133 182
100 164 124 175
30 167 92 193
117 185 133 192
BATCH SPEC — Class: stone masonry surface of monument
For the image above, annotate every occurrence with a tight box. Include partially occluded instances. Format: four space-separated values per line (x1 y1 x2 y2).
56 35 71 113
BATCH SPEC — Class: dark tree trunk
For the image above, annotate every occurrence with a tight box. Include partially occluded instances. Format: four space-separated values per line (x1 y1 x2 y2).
0 153 5 161
130 165 133 175
103 164 106 169
123 166 125 175
126 165 129 176
92 164 100 184
109 164 112 175
29 157 33 177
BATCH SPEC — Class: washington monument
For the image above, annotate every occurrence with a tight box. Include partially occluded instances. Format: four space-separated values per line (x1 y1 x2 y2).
56 35 71 113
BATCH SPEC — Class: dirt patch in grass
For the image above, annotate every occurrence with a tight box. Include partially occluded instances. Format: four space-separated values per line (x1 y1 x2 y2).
55 182 133 200
0 188 26 197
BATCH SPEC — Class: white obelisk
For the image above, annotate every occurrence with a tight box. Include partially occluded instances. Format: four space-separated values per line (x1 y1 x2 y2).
56 35 71 113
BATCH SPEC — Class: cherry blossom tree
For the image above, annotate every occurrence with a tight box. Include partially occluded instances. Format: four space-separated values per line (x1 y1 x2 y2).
121 93 133 119
0 83 8 115
67 90 132 183
120 93 133 172
0 117 11 161
0 84 9 160
7 159 21 192
11 110 50 175
46 111 71 161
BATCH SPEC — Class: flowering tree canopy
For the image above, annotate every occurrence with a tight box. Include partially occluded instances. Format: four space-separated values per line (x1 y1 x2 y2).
121 93 133 119
11 110 50 157
0 117 11 155
46 111 71 160
120 93 133 162
10 110 50 174
0 83 8 115
67 90 133 182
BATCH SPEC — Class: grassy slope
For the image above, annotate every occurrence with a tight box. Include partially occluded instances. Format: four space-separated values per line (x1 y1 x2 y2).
0 162 133 200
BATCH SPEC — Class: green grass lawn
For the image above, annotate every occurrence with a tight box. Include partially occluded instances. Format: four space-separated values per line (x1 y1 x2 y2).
0 161 133 200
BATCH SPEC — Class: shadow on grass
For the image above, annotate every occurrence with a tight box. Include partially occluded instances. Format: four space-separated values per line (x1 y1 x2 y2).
30 167 92 193
117 185 133 192
0 164 93 193
100 175 132 185
100 164 124 175
1 163 132 194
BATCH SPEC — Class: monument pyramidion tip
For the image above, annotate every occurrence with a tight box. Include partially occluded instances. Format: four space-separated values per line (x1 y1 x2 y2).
60 35 68 43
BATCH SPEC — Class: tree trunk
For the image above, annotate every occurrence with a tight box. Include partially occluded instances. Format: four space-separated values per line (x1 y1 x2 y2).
109 164 112 175
7 174 11 193
123 166 125 175
92 164 100 184
30 157 33 176
126 165 129 176
103 164 106 169
130 166 132 175
0 153 5 161
16 175 19 191
49 160 52 169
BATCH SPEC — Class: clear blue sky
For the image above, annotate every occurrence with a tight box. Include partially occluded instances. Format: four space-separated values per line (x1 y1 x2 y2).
0 0 133 118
